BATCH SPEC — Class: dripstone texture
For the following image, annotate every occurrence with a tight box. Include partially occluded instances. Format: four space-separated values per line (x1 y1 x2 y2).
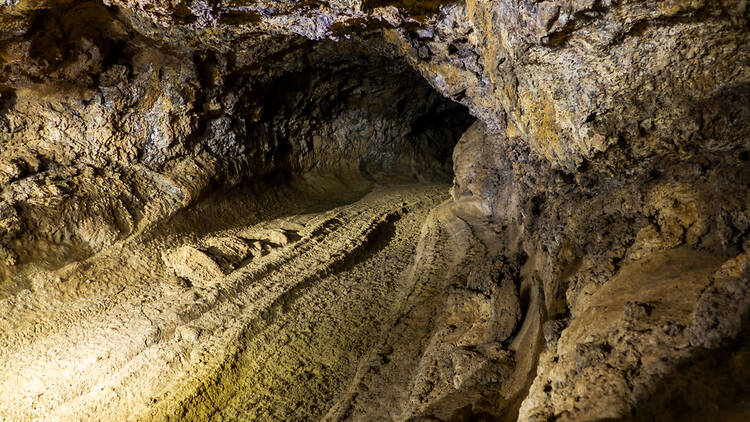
0 0 748 421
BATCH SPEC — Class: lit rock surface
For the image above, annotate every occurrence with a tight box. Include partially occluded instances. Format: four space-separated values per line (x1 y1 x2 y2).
0 0 748 421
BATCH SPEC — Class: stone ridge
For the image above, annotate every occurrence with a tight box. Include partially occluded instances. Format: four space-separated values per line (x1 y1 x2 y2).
0 0 748 421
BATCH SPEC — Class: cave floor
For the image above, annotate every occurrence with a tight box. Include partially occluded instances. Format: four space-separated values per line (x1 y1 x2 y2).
0 180 452 421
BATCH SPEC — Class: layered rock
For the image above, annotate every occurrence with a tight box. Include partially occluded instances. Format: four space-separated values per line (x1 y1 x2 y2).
0 0 748 421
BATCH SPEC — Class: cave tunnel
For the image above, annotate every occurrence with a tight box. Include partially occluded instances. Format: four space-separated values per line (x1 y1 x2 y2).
1 1 750 421
216 36 476 186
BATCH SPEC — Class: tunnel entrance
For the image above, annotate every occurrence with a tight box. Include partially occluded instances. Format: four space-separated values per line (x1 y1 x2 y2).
204 37 475 188
171 36 477 239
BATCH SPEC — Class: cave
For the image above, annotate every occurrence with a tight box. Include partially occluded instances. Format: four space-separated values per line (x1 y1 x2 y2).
1 1 749 421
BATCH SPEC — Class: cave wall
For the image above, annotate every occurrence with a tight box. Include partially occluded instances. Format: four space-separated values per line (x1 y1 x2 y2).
0 0 749 421
391 0 750 171
449 119 750 420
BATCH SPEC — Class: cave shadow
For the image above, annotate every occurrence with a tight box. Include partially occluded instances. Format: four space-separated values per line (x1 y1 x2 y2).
609 333 750 422
411 321 750 422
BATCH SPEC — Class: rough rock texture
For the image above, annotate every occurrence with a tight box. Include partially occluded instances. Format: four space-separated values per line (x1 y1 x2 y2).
1 0 749 421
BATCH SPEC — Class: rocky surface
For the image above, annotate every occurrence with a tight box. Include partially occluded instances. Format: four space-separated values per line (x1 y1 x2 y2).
0 0 749 421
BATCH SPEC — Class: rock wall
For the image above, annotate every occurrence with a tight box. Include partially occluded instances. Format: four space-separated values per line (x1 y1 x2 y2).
0 0 749 421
